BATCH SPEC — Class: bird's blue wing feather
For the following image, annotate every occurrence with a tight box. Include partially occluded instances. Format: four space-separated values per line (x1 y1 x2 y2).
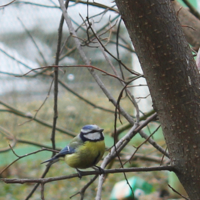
41 145 75 165
57 145 75 156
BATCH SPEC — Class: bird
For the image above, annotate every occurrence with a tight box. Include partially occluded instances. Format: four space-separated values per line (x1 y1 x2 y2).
41 124 105 178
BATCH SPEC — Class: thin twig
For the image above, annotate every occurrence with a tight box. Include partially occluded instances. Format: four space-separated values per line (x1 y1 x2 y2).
181 25 196 31
168 184 189 200
16 0 118 13
110 109 155 137
18 78 54 126
41 183 45 200
139 130 169 158
0 146 53 176
25 166 51 200
88 21 141 76
0 48 36 71
160 147 168 165
124 125 161 165
17 65 127 83
14 1 60 8
57 78 115 114
0 126 17 152
0 127 56 153
0 101 76 136
17 17 48 65
116 18 125 79
0 0 16 8
70 175 99 199
121 153 169 164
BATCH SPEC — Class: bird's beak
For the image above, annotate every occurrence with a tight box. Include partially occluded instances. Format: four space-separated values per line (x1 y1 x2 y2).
99 128 104 132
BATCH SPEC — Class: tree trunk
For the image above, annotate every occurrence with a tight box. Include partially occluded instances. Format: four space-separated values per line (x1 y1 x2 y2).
115 0 200 199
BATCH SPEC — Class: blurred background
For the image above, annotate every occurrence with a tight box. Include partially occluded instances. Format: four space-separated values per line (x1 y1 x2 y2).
0 0 199 199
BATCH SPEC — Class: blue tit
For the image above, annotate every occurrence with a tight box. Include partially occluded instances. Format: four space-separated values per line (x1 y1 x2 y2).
41 125 105 176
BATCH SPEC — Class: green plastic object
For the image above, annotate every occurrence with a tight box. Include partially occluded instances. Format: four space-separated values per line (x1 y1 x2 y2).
110 176 154 200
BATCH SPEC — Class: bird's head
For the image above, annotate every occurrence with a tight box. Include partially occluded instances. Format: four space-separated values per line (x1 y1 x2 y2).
79 124 104 142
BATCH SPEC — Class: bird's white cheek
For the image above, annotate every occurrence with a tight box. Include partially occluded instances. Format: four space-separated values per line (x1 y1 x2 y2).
84 132 101 140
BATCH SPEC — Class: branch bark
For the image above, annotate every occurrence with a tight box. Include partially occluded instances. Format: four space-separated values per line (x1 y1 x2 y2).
115 0 200 199
2 165 174 184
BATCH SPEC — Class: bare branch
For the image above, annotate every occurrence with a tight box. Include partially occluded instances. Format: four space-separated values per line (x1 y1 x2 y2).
139 130 169 158
17 17 48 65
2 165 174 184
18 78 54 126
41 183 45 200
0 146 53 176
0 103 76 136
124 125 161 165
0 0 16 8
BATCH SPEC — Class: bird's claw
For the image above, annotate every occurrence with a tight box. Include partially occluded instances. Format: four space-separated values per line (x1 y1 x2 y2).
93 166 104 175
76 168 83 179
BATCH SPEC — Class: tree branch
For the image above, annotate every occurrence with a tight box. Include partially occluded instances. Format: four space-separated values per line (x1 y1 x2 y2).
2 165 174 184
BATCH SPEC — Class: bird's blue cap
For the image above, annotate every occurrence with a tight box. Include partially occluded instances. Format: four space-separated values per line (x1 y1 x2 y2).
82 124 99 130
81 125 104 132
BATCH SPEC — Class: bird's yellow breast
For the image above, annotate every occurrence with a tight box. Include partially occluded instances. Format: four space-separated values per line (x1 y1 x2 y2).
65 140 105 169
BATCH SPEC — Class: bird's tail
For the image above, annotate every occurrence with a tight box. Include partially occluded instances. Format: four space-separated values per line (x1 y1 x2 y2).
41 156 59 167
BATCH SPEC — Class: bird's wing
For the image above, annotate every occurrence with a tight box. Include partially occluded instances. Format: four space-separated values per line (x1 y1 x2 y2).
68 135 84 149
57 145 75 156
41 145 75 165
41 136 83 165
